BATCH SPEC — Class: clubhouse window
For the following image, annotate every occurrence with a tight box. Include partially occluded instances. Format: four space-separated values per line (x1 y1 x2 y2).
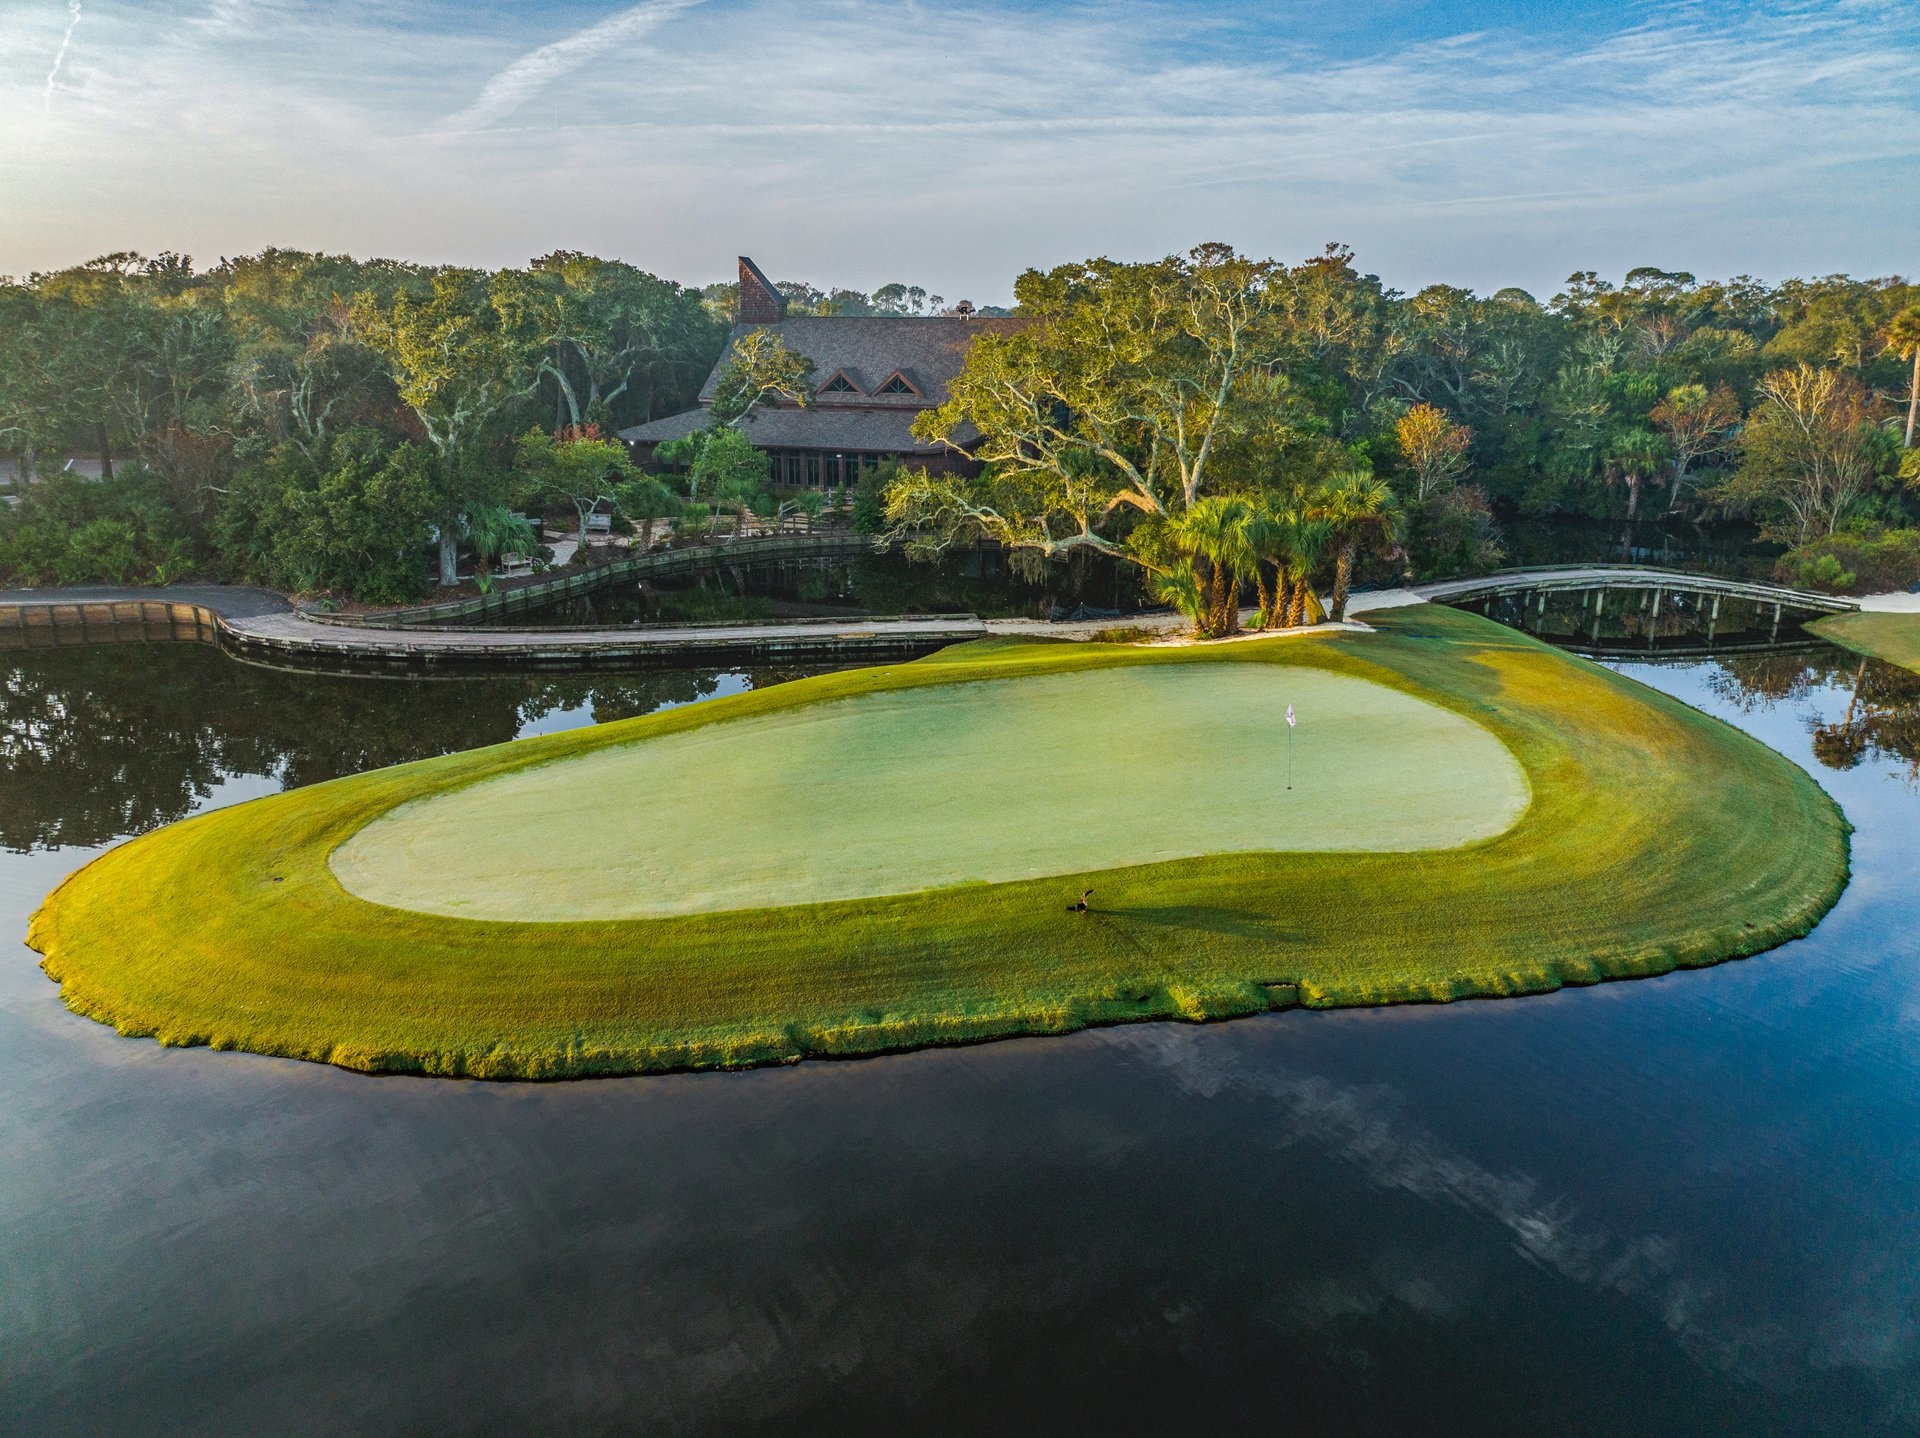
768 450 883 486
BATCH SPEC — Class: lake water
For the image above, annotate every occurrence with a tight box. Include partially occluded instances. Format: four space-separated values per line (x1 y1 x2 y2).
495 548 1149 627
3 640 1918 1434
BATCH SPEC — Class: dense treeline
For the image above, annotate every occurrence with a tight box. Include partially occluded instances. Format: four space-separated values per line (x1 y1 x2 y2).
889 245 1920 624
0 249 1004 600
4 243 1918 604
0 249 726 599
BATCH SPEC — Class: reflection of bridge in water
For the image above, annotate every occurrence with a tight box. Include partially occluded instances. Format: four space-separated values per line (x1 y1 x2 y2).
1407 566 1857 654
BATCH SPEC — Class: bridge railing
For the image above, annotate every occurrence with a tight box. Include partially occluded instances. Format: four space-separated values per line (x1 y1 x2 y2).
380 612 982 636
304 532 891 630
1417 565 1855 613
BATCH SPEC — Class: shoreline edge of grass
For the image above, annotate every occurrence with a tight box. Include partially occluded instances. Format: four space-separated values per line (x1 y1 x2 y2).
1808 611 1920 674
28 606 1852 1080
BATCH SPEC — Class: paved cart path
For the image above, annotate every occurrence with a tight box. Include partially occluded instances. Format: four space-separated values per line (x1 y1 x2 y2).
0 583 292 619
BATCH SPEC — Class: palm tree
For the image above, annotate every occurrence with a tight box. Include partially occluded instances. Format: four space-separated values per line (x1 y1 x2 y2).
466 504 537 592
1602 428 1668 521
1242 499 1294 628
1242 498 1327 630
1150 563 1208 634
1312 470 1397 621
614 475 680 552
1154 496 1257 638
711 472 762 539
1282 514 1332 626
1196 495 1260 637
1649 383 1740 514
1886 304 1920 449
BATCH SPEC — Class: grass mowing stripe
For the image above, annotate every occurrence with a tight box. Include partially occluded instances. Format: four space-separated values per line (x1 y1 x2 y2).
27 606 1851 1079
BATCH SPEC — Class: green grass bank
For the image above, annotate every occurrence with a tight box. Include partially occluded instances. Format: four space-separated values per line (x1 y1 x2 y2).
1809 611 1920 674
28 606 1851 1079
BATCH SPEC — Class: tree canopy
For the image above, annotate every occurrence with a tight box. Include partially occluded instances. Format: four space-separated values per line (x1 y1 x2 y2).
0 248 723 598
4 240 1918 605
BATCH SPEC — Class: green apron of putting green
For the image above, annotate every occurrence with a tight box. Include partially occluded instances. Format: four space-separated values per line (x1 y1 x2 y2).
330 666 1531 920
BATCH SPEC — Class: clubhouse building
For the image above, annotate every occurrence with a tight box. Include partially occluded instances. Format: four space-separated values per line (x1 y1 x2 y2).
619 257 1025 489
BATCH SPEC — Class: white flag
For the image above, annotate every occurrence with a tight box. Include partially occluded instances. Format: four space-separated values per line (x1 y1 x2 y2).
1286 703 1296 729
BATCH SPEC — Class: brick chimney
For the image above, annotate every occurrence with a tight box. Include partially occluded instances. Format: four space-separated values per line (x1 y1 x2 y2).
737 256 786 325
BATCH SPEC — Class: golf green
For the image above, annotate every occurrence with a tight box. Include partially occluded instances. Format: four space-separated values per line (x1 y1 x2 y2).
334 666 1528 921
28 607 1853 1079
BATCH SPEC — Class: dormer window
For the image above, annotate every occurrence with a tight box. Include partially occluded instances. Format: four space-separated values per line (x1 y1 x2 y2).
875 371 920 397
818 370 861 395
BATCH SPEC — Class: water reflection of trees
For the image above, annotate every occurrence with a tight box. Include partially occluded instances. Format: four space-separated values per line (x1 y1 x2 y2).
1807 658 1920 778
1710 649 1920 779
1703 650 1821 712
510 551 1149 627
23 636 1920 856
0 647 815 851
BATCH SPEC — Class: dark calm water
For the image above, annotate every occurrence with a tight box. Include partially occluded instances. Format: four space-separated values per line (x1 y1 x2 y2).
498 549 1150 627
4 640 1919 1435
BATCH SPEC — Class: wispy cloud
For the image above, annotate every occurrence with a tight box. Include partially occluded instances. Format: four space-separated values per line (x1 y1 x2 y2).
0 1 1915 296
438 0 705 134
42 1 81 113
1118 1025 1811 1381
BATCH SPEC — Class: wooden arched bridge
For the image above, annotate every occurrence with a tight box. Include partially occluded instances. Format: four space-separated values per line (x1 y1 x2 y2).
1394 565 1857 649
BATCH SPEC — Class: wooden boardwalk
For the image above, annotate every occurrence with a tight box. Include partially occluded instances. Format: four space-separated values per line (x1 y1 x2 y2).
0 537 1006 670
220 610 997 671
0 561 1859 672
0 593 999 670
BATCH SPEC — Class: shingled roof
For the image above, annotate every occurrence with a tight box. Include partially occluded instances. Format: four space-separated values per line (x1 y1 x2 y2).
622 403 958 454
698 316 1023 406
619 311 1028 451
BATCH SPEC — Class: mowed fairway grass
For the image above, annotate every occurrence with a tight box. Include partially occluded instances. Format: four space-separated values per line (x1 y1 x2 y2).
30 606 1850 1079
1810 611 1920 674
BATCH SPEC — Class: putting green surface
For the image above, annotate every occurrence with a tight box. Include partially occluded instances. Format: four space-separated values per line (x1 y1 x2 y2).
28 607 1852 1079
334 666 1528 921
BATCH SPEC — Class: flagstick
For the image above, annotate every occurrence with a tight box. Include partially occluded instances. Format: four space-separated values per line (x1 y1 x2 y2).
1287 723 1293 790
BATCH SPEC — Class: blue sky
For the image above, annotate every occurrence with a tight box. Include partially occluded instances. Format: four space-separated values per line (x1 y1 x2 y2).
3 1 1915 302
